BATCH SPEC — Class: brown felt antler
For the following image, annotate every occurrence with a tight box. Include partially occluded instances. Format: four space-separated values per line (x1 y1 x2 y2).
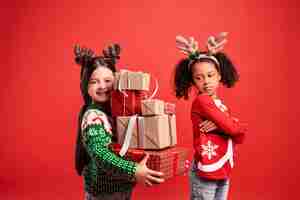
74 44 95 67
102 44 121 66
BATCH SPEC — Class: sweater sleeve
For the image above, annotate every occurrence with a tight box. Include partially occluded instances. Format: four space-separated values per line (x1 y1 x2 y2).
81 109 137 179
192 95 247 141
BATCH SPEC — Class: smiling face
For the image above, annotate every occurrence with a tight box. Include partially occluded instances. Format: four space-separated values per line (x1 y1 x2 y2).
192 61 221 97
87 66 115 104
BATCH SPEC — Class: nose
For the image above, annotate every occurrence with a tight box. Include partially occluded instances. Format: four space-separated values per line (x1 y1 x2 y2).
203 76 209 85
98 80 106 89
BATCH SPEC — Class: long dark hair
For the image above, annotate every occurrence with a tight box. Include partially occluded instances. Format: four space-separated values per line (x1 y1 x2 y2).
73 44 120 175
174 52 239 100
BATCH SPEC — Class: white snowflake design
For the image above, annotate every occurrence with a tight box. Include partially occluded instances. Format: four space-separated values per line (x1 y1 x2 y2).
201 140 219 160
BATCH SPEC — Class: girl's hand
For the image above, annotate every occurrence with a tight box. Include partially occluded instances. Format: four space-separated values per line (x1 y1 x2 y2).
135 154 165 186
199 120 218 133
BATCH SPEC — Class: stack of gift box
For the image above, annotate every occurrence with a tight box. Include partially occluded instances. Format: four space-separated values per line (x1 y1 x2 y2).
111 69 188 180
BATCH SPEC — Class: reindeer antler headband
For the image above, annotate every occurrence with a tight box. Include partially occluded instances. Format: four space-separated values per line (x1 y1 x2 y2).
176 32 228 67
74 43 121 70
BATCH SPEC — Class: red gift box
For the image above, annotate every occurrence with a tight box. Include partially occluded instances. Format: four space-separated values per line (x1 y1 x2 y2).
112 145 189 180
111 90 148 117
111 144 146 162
145 147 188 179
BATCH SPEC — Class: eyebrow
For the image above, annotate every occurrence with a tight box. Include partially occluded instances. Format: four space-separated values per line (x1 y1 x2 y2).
207 71 216 74
193 74 203 77
90 77 114 81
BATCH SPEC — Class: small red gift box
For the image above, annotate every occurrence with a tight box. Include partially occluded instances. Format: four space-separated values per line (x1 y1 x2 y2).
111 90 148 117
164 102 176 114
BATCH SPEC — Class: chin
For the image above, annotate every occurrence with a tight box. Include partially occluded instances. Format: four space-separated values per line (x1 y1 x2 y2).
94 96 109 103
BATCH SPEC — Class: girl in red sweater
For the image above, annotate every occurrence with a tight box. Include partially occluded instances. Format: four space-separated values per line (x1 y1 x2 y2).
174 33 247 200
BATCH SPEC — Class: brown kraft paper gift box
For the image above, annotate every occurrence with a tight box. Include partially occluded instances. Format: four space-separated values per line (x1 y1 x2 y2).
116 116 141 148
143 115 170 149
113 70 128 90
116 114 176 149
114 70 150 91
141 99 165 116
168 114 177 146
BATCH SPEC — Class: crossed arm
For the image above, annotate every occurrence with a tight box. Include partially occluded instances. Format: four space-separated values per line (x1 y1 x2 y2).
192 95 247 143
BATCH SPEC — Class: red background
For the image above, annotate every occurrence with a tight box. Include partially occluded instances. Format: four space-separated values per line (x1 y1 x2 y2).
2 0 300 199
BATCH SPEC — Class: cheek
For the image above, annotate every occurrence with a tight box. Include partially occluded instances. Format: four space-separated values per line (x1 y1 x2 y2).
193 80 205 90
106 82 114 90
212 75 221 85
102 83 113 94
87 85 95 96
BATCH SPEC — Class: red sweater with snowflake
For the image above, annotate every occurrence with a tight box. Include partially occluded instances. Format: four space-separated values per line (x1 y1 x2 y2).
191 94 247 180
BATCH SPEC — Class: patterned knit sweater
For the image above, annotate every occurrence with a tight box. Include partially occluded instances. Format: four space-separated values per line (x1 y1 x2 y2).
81 104 137 195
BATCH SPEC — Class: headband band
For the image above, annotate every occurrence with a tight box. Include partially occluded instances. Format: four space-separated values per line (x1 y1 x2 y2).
189 52 220 67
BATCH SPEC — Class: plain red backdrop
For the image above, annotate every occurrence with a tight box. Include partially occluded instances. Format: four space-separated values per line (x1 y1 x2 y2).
2 0 300 199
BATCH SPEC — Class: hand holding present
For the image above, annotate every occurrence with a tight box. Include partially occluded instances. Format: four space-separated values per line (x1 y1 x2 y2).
135 154 165 186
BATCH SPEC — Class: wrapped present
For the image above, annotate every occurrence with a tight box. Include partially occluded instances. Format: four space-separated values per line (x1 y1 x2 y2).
128 71 150 90
114 71 128 90
112 146 189 180
141 99 165 116
116 116 141 149
168 114 177 146
116 114 176 150
164 102 176 114
111 90 147 117
114 70 150 91
169 147 189 177
143 115 170 149
110 143 146 162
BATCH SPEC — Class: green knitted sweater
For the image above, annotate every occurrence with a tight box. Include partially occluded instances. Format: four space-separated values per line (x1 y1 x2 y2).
81 105 137 195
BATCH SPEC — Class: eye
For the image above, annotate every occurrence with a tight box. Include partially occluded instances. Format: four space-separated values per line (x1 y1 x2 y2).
194 76 203 81
208 73 216 78
105 79 113 83
89 80 97 84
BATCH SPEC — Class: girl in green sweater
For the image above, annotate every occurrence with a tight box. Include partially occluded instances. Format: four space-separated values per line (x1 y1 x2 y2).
74 44 164 200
